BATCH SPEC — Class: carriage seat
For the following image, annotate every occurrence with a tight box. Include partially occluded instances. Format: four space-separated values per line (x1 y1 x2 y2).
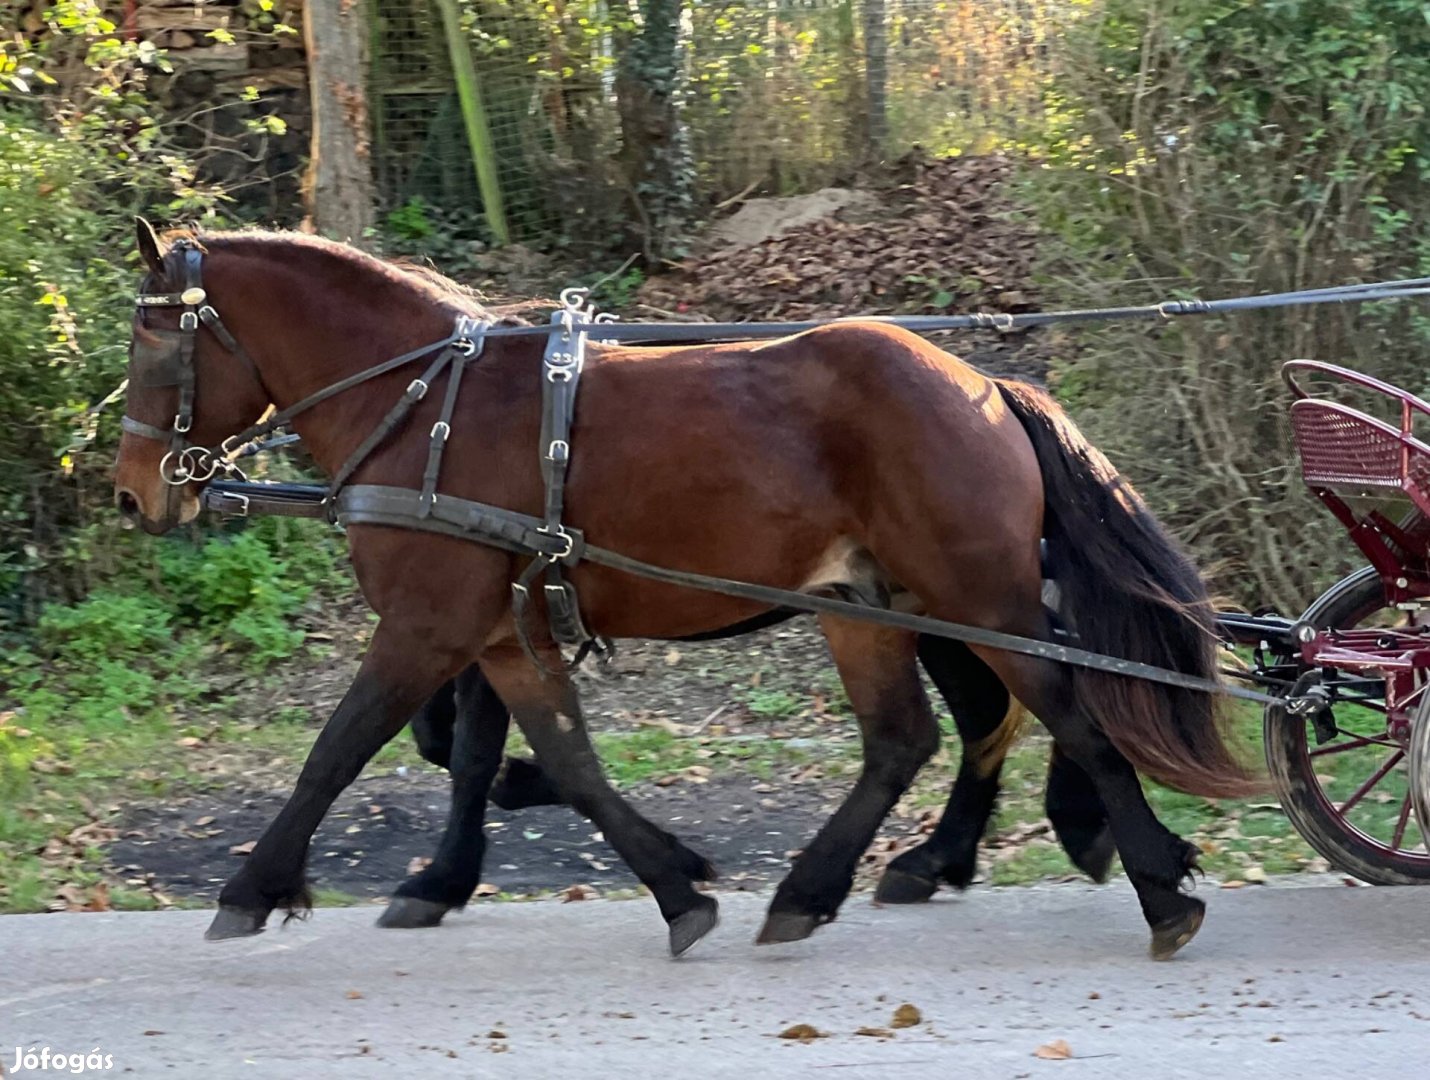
1284 360 1430 518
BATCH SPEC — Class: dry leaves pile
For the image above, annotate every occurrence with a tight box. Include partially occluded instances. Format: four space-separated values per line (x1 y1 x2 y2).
639 154 1052 381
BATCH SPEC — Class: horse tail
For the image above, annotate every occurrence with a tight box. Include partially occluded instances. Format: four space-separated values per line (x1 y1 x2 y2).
995 379 1263 798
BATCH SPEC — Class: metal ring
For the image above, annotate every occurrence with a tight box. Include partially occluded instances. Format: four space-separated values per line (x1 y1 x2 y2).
159 449 192 486
454 338 478 357
547 367 573 383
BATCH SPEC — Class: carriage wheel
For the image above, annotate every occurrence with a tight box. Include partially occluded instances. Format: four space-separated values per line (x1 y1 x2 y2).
1263 565 1430 884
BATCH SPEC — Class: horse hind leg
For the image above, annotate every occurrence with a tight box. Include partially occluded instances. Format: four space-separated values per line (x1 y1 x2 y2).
975 642 1206 959
758 618 938 944
875 636 1018 903
1045 743 1117 883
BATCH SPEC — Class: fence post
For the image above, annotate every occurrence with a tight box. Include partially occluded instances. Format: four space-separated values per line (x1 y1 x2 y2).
433 0 510 246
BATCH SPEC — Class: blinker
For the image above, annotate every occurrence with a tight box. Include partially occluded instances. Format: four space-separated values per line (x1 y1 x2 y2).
129 329 187 387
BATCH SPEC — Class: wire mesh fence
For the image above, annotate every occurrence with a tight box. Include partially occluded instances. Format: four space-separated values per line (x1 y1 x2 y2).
368 0 1061 248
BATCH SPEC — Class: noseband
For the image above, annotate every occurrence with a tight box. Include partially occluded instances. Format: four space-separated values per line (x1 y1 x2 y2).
124 240 262 485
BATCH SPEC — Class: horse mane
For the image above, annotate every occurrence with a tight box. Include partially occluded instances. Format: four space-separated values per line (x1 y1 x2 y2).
158 226 539 325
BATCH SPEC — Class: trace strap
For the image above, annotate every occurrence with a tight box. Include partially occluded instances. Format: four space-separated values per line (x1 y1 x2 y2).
327 484 1282 706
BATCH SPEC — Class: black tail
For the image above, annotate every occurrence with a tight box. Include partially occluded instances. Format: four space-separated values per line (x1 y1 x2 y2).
996 380 1262 798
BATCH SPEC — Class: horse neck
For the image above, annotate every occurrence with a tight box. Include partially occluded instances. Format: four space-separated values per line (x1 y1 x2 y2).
209 241 462 476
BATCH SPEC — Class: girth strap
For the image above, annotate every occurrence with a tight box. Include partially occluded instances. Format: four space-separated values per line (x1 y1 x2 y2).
512 302 609 666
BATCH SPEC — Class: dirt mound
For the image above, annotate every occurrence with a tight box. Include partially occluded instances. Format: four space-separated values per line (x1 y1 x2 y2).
640 154 1054 381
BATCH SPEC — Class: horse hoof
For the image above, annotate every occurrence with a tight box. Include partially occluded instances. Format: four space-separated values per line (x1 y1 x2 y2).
755 910 822 946
1149 902 1205 961
874 868 939 905
668 898 720 957
376 896 450 929
205 906 269 941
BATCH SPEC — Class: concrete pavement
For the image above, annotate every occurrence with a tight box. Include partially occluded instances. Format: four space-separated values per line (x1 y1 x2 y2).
3 881 1429 1078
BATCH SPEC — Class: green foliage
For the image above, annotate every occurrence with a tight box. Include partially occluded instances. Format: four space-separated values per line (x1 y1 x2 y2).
0 4 231 622
1022 0 1430 608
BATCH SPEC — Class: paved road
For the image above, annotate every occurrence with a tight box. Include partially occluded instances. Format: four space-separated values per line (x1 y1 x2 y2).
3 881 1428 1079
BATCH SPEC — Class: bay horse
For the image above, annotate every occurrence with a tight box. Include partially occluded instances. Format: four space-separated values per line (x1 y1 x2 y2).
114 222 1256 960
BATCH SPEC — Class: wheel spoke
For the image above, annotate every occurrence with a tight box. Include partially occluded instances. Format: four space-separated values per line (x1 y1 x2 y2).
1392 795 1414 851
1337 749 1405 815
1310 732 1401 758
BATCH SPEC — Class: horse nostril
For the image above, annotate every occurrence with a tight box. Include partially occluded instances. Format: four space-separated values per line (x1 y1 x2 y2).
116 489 141 520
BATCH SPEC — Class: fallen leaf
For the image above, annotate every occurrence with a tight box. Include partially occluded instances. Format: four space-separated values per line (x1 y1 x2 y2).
1244 866 1267 884
855 1026 893 1038
175 736 203 749
1034 1039 1072 1060
563 884 598 902
1220 879 1247 889
778 1024 825 1042
228 840 256 856
194 816 216 827
345 990 364 1000
473 883 499 897
488 1030 506 1039
891 1003 922 1028
142 1030 164 1037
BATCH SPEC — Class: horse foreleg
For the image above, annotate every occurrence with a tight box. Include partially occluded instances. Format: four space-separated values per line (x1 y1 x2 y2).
479 643 719 957
380 666 511 928
206 623 465 940
759 619 938 944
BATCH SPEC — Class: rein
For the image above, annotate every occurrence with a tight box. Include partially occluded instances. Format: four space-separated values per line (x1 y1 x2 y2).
127 249 1430 701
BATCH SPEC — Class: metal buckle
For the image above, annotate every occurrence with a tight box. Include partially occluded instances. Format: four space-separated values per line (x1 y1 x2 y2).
538 526 576 561
180 311 198 331
546 439 569 463
224 493 250 518
431 421 451 442
546 365 574 383
174 413 192 434
407 378 429 400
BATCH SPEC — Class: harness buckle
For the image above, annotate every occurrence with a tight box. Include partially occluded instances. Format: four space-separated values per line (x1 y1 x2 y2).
174 412 192 434
546 439 569 463
538 526 576 562
546 365 574 383
431 420 451 442
180 311 198 332
407 378 429 400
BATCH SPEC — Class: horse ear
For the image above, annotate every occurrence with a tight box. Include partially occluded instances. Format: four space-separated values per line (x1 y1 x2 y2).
135 217 165 277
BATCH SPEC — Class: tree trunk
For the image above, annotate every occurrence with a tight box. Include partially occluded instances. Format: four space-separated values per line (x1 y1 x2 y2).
615 0 693 261
863 0 888 161
302 0 375 242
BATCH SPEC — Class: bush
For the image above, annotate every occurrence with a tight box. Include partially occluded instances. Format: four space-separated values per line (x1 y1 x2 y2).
1023 0 1430 610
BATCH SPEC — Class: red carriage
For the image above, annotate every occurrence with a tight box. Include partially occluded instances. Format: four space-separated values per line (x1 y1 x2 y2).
1244 360 1430 882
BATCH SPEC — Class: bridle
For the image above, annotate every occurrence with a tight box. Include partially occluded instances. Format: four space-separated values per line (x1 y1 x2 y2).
123 238 492 506
124 239 265 485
